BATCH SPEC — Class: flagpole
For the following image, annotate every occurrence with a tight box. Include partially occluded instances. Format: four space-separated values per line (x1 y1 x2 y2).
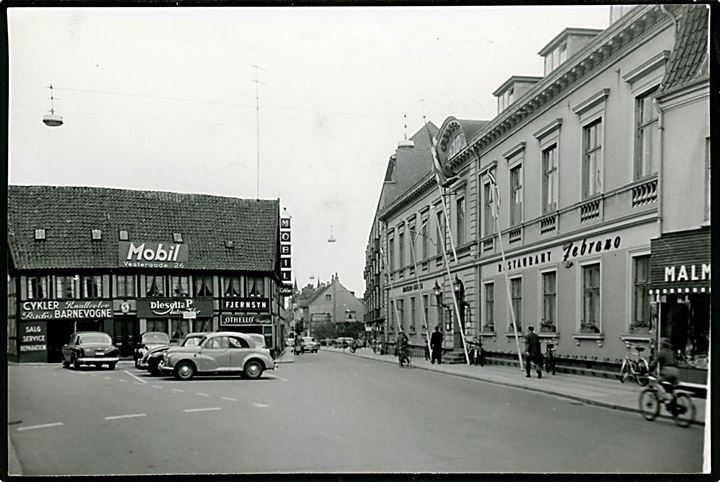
423 118 469 364
488 171 524 372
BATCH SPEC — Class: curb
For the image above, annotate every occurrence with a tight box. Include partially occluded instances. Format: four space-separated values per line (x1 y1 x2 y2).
326 349 705 427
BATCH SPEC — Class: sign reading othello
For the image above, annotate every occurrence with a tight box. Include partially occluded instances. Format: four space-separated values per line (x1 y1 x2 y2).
118 241 189 269
221 314 262 325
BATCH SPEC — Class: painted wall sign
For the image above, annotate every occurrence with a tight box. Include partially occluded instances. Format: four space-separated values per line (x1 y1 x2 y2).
279 285 293 296
136 298 213 318
663 264 710 283
220 314 271 325
562 235 621 262
402 282 424 293
280 218 291 229
650 228 710 289
280 245 291 255
498 251 553 273
118 241 188 268
21 300 113 320
221 298 270 313
19 322 47 353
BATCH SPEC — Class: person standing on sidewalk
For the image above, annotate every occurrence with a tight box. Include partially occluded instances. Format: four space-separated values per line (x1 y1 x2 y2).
430 325 443 365
524 326 542 378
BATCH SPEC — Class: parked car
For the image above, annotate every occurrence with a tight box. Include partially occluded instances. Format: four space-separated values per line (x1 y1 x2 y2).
248 333 267 349
134 332 170 368
160 331 277 380
139 332 205 375
62 332 119 370
300 336 319 353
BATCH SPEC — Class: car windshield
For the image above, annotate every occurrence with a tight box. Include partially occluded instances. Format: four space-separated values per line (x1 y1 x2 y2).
79 333 111 344
142 333 169 344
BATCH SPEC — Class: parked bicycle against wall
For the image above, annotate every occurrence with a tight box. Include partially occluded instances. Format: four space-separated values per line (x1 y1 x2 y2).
638 375 696 427
618 337 650 386
544 342 557 375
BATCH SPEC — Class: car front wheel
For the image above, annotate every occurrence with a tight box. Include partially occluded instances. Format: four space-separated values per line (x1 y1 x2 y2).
108 362 116 370
244 360 263 380
174 361 196 380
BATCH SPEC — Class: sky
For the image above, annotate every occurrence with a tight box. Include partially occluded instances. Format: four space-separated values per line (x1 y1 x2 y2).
8 5 612 296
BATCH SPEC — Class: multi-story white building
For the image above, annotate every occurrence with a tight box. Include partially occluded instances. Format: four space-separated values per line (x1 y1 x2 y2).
366 4 709 385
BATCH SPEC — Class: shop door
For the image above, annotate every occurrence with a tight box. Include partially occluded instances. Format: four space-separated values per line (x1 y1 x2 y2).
47 321 76 363
114 318 138 358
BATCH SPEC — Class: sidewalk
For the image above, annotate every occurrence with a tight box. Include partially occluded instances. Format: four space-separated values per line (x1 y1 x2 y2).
323 347 707 425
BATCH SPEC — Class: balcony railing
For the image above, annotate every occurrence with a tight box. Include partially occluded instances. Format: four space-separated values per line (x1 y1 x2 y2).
632 177 658 207
539 214 557 234
579 198 601 222
508 227 522 244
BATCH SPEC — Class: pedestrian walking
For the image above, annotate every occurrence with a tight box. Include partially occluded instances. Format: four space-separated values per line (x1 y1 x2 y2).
524 326 542 378
430 325 443 365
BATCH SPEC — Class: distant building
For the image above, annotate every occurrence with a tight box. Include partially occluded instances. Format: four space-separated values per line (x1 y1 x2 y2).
302 274 364 339
7 185 289 361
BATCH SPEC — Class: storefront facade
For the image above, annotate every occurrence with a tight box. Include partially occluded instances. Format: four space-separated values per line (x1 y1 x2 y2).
7 186 289 362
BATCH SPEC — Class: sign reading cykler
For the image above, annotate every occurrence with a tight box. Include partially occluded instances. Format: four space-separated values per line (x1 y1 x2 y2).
118 241 189 268
21 300 113 320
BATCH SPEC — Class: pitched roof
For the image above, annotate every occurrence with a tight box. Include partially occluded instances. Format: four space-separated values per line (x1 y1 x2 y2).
659 5 709 94
7 185 279 272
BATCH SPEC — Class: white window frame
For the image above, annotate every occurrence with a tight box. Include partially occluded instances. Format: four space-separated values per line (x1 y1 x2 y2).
575 257 602 334
573 89 608 201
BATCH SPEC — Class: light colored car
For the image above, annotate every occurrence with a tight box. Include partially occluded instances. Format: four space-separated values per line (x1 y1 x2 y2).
160 331 277 380
300 336 319 353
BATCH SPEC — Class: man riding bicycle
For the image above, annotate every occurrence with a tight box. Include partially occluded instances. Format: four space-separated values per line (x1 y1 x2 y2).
655 337 680 402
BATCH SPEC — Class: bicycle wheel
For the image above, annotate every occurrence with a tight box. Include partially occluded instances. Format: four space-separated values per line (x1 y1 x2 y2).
619 362 631 383
636 359 650 386
673 393 696 428
639 389 660 421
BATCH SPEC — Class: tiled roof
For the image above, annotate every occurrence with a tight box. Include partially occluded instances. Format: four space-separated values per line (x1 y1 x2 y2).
659 5 709 93
7 185 279 272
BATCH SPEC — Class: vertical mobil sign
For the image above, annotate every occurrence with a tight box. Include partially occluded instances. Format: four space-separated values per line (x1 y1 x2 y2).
280 212 293 296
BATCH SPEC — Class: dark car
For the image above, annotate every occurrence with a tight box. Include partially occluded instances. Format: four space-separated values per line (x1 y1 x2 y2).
139 332 205 376
62 332 119 370
160 331 277 380
134 332 171 368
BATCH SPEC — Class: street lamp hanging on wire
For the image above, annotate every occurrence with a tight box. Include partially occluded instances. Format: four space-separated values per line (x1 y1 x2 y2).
42 84 63 127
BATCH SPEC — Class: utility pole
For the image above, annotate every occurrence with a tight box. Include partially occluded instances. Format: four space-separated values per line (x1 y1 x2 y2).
252 64 264 200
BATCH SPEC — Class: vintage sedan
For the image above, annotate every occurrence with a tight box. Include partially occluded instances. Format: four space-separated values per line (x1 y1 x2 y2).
139 332 205 375
134 331 170 368
62 332 119 370
160 331 277 380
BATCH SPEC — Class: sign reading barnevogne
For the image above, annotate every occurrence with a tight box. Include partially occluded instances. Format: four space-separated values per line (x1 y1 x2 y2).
21 300 113 320
118 241 189 268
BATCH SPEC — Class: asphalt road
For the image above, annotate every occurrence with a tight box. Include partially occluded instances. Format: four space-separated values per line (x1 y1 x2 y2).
8 351 704 475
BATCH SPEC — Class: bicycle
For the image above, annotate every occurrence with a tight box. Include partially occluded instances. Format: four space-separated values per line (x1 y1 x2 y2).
398 346 412 367
638 375 696 427
618 338 650 386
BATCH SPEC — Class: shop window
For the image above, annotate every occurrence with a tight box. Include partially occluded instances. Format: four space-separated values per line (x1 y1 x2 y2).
247 277 265 297
171 276 190 297
116 275 135 298
56 275 77 299
81 275 102 298
194 275 213 297
483 283 494 332
510 164 523 226
27 276 48 300
634 87 659 180
146 275 166 297
542 144 558 213
582 119 603 198
170 319 191 343
223 276 241 297
541 271 557 333
456 196 465 245
510 278 522 332
581 264 601 333
631 256 651 333
146 319 168 334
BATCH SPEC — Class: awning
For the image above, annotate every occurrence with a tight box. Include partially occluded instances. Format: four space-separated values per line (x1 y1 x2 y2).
649 286 711 295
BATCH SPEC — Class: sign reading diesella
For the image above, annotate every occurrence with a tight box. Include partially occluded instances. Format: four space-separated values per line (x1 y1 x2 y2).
118 241 189 268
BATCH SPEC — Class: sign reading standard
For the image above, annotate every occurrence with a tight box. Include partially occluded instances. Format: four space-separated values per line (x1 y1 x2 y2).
118 241 189 268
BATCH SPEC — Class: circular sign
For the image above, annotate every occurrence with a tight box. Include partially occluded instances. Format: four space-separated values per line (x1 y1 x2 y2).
120 302 130 314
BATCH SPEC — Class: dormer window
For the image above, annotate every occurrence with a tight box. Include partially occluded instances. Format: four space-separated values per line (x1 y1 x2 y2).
34 229 46 240
173 232 183 243
119 230 129 241
91 229 102 240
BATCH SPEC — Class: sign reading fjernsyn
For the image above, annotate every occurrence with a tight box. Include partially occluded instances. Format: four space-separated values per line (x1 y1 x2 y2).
118 241 189 268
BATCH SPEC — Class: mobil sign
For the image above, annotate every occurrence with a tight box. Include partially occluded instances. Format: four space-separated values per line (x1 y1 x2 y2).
119 241 189 269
